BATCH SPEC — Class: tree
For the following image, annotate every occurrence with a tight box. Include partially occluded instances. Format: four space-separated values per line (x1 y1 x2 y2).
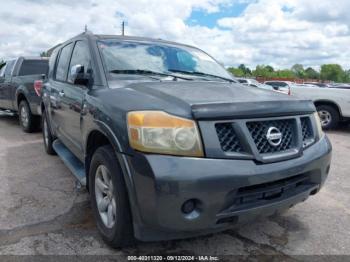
40 51 49 57
275 69 294 78
253 65 273 77
265 65 274 73
227 67 245 77
304 67 320 79
320 64 344 82
238 64 252 76
291 64 306 78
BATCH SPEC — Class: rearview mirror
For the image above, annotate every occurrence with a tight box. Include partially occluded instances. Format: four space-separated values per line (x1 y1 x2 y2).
70 64 90 86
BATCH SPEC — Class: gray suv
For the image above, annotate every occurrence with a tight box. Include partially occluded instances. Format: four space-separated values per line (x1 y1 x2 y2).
41 32 332 247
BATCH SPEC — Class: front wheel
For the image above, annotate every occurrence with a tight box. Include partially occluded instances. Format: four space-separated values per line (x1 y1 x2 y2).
316 105 340 130
89 145 134 248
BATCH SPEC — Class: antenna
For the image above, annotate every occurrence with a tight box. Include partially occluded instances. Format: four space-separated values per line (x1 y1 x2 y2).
84 24 88 33
121 21 125 36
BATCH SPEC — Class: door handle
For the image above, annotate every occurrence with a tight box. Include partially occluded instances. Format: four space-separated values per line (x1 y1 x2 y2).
58 90 65 97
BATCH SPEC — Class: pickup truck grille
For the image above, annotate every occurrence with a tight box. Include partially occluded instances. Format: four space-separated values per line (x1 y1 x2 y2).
213 115 316 161
215 123 243 153
301 117 315 147
246 119 294 154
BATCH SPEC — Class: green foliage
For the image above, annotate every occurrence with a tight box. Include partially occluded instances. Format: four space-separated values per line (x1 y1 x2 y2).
227 63 349 83
305 67 320 79
40 51 49 57
291 64 306 78
320 64 347 82
228 64 252 77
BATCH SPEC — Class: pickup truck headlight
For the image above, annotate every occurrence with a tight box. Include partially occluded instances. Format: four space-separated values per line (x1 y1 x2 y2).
313 112 324 138
127 111 204 157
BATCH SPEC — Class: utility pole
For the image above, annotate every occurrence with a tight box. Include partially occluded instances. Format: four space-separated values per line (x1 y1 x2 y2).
122 21 125 36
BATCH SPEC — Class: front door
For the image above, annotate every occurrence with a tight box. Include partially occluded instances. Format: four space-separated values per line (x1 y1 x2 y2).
59 40 91 159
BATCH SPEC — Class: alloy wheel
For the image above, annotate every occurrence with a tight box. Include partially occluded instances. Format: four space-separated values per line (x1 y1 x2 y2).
318 110 332 127
95 165 117 228
20 106 29 128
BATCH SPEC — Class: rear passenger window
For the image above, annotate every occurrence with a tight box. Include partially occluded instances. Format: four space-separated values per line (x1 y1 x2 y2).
68 41 91 83
19 60 48 76
4 60 16 77
0 64 5 77
55 43 73 81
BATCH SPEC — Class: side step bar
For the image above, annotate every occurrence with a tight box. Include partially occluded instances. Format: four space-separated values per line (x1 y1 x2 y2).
52 140 86 186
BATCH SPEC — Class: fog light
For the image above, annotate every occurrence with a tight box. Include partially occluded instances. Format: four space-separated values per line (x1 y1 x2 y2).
182 199 196 214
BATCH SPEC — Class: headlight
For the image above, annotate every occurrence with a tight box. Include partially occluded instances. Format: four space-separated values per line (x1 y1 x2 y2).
127 111 204 157
313 112 324 138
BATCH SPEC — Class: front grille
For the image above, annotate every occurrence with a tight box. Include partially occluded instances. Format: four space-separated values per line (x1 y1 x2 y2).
246 119 295 154
301 117 314 147
215 123 244 153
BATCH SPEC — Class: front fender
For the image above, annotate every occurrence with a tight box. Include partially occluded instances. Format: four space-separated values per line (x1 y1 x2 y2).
83 119 143 231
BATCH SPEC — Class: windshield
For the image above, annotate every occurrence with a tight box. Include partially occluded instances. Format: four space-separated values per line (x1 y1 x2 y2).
97 39 233 81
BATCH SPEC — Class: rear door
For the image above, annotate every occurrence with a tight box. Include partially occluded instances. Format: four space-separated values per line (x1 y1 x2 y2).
49 42 74 140
59 40 91 156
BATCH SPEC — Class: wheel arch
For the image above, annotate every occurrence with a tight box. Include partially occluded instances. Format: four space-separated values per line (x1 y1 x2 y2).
16 91 28 109
84 125 142 229
314 100 342 119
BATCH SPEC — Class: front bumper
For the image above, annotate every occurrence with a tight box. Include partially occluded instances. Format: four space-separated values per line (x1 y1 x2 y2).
126 135 332 241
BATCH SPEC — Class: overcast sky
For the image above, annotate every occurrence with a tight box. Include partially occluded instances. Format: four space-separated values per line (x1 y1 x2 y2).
0 0 349 69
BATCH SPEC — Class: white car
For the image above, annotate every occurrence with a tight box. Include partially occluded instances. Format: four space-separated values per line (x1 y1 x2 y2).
237 78 280 92
264 81 292 95
291 85 350 129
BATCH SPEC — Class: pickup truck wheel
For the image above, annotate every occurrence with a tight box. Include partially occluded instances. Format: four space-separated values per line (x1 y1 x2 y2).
89 145 134 248
316 105 340 130
19 100 39 133
42 112 56 155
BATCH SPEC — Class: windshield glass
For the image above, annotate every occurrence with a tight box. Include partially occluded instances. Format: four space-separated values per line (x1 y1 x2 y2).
97 39 233 81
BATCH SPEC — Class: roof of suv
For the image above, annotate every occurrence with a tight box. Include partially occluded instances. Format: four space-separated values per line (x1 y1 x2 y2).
59 32 199 51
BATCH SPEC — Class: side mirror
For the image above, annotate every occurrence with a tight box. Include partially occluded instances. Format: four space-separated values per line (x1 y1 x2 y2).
70 64 89 86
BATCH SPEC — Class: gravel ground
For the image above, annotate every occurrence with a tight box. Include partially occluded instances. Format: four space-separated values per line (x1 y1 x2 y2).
0 112 349 260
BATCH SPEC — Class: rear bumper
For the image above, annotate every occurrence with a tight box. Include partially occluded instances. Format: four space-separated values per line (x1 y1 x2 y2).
126 135 332 241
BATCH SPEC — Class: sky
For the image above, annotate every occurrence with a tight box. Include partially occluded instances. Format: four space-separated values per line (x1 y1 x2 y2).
0 0 349 69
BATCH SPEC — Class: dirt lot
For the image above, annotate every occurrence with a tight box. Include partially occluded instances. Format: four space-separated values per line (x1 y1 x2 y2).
0 112 349 260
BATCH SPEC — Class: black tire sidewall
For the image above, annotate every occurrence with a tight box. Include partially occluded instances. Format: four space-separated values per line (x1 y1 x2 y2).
316 105 339 130
89 145 133 246
42 112 56 155
19 100 32 132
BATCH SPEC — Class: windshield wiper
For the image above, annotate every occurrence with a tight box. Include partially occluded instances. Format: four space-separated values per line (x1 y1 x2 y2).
109 69 192 81
168 69 235 83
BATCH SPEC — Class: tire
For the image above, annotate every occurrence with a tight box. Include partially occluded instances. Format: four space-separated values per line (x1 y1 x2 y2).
316 105 340 130
18 100 40 133
89 145 134 248
42 111 56 155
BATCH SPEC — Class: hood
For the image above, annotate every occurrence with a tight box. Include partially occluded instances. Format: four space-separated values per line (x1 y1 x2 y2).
108 80 315 119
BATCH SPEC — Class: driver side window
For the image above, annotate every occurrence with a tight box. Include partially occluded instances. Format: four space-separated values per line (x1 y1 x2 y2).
68 41 91 84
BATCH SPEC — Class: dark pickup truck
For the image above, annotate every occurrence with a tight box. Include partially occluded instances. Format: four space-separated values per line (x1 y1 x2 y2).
41 32 332 248
0 57 48 132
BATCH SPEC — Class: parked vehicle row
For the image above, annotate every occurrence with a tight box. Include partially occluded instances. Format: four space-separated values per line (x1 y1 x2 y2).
0 57 48 132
